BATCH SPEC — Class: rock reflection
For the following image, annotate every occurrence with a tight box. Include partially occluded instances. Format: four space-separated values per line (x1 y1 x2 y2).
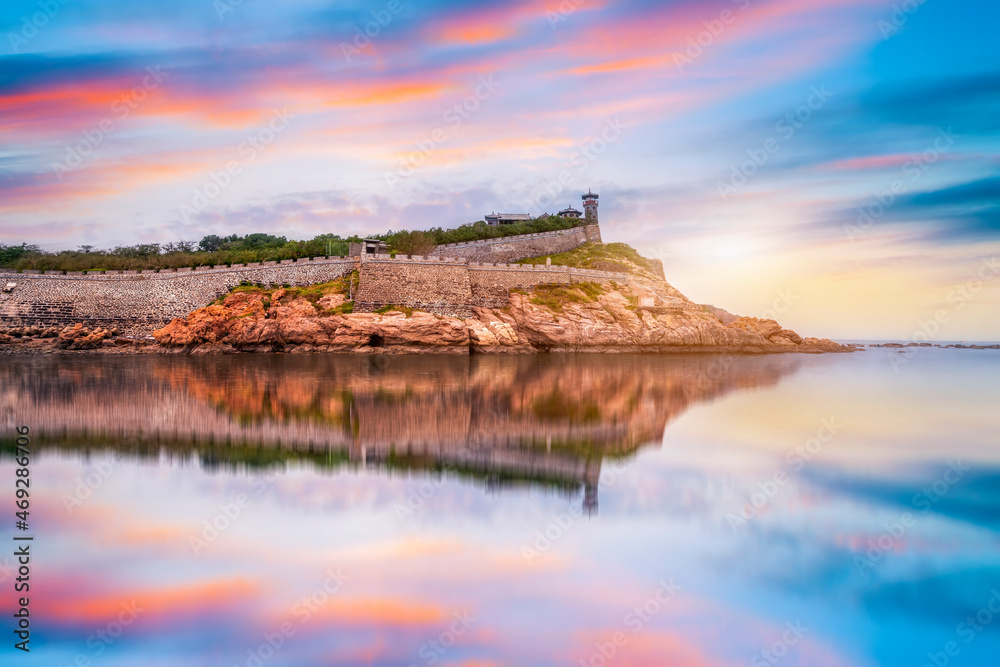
1 354 803 512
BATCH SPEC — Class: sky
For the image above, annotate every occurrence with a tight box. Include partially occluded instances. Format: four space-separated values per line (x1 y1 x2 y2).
0 0 998 340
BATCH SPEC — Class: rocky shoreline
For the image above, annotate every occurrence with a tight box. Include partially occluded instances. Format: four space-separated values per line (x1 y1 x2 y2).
867 342 1000 350
1 279 857 355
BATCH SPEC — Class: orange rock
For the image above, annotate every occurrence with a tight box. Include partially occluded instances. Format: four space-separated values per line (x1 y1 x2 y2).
151 282 854 355
57 323 110 350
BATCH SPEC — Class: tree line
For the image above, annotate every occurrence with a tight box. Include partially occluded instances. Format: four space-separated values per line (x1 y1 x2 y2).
0 216 586 272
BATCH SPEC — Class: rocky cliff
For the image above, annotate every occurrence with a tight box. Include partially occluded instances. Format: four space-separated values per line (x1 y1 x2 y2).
147 278 850 355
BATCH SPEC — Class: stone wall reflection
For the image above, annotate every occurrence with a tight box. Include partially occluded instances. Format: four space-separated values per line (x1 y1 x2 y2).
1 354 802 511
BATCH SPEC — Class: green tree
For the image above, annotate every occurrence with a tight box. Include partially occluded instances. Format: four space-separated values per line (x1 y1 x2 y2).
199 235 224 252
0 243 39 264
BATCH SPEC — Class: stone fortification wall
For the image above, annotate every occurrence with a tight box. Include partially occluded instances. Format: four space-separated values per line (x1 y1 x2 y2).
0 259 356 335
0 224 612 333
427 224 599 262
353 255 630 317
467 262 628 306
353 257 474 317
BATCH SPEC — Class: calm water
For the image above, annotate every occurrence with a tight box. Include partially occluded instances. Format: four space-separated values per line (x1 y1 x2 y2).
2 349 999 667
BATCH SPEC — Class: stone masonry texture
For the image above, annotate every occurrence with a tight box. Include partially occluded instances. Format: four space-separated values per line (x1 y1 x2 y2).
0 259 356 335
427 225 598 262
1 225 618 333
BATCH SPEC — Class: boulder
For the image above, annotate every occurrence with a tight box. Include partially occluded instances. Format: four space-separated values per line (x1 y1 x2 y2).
56 324 110 350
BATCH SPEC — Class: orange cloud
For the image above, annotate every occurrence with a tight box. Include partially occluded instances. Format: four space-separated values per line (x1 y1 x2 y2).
36 578 261 625
0 149 220 212
0 75 173 138
424 0 542 47
323 80 450 107
298 597 447 628
573 629 724 667
558 0 872 77
567 54 679 76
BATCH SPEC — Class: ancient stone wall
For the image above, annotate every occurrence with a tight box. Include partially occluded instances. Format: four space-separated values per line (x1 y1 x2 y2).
467 263 628 307
0 259 356 335
353 255 630 316
353 257 475 317
428 225 597 262
0 224 611 333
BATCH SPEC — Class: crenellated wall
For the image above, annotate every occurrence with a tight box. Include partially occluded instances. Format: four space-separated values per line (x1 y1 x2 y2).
0 224 615 333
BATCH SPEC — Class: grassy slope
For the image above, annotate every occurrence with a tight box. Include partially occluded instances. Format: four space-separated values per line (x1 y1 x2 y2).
212 275 356 315
516 242 659 279
516 282 609 313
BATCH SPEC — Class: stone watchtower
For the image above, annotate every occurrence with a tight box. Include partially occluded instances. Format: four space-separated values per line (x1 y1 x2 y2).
582 190 599 224
581 189 602 242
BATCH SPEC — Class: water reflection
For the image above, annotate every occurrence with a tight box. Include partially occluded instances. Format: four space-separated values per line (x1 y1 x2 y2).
4 350 997 666
3 354 802 515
